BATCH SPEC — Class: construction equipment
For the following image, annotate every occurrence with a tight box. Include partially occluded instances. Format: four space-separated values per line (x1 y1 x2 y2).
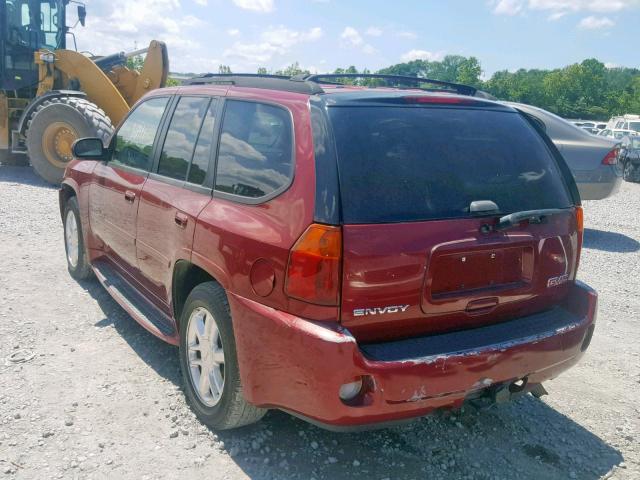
0 1 169 183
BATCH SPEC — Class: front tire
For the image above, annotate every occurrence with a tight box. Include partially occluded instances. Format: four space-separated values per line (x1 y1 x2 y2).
179 282 266 430
26 97 113 184
63 196 93 280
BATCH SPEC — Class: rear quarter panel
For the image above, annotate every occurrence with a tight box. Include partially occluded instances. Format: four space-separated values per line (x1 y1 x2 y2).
191 89 338 321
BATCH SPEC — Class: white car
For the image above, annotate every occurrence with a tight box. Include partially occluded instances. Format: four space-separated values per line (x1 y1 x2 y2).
608 115 640 134
598 128 639 140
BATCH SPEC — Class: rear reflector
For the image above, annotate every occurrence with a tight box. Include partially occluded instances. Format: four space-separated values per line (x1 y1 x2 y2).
285 224 342 306
602 148 618 165
575 206 584 274
339 379 363 401
575 206 584 237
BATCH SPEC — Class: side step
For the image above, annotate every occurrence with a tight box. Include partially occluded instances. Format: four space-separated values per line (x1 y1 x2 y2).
93 260 177 339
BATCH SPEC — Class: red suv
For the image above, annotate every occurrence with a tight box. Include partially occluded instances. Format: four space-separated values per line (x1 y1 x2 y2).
60 74 597 431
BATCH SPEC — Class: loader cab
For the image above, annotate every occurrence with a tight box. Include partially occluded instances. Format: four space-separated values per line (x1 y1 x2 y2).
0 0 66 91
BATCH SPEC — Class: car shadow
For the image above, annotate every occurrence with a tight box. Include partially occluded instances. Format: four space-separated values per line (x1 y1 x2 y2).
0 164 57 189
583 228 640 253
215 401 623 480
82 278 623 480
86 279 182 385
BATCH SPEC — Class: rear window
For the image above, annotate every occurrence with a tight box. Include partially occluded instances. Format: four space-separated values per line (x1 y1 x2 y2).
215 100 293 200
328 106 572 224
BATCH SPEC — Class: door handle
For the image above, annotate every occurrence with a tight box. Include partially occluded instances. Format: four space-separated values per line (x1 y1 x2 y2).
174 212 188 228
124 190 136 203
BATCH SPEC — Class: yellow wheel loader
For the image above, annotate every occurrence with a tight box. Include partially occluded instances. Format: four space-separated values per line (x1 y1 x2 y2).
0 1 169 183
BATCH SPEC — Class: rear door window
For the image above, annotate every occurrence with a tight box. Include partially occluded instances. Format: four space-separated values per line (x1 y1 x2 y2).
214 100 293 200
328 106 572 224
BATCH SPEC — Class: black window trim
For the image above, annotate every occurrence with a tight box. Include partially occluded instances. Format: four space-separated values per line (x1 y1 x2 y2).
212 97 296 205
105 95 174 177
146 94 223 193
310 99 342 225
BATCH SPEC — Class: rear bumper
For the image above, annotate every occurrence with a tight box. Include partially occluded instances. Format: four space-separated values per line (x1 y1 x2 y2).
229 282 597 429
573 165 622 200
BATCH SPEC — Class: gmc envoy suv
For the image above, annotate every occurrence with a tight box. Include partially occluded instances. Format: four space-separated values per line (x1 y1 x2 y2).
60 74 597 430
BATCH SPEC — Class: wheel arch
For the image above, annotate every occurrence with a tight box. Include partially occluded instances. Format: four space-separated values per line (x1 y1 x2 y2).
58 180 79 220
172 260 228 328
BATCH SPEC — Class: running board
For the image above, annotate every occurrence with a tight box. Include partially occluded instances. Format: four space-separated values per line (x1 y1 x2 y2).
92 260 176 338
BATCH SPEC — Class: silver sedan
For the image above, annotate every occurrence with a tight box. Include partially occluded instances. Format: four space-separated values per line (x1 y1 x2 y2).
504 102 622 201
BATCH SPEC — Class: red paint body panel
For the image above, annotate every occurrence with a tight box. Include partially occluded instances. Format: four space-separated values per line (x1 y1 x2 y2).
136 178 211 311
341 212 580 342
231 282 596 427
88 162 147 274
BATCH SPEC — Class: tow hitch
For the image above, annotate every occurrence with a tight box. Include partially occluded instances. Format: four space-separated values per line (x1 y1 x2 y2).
467 378 548 409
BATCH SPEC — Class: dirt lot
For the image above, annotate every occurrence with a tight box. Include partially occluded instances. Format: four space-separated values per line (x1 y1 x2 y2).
0 166 638 480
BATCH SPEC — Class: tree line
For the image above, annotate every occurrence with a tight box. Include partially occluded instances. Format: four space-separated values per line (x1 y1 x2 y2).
215 57 639 120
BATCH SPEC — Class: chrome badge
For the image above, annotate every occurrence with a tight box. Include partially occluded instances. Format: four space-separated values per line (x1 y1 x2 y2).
547 274 569 288
353 305 410 317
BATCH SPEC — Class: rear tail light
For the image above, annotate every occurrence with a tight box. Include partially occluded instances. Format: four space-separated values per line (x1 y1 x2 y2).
602 148 618 165
285 224 342 306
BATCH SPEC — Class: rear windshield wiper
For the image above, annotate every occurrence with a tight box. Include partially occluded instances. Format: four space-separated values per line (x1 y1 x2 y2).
495 209 566 231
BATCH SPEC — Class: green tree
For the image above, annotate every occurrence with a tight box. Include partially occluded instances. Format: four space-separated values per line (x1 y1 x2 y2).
274 62 309 77
218 65 232 74
455 57 482 87
126 55 144 72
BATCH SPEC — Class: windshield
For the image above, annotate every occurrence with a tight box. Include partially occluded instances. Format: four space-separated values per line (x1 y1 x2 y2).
5 0 64 50
329 106 572 224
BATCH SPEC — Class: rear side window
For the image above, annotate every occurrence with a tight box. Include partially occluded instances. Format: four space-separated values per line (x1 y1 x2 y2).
329 106 572 223
215 100 293 199
157 96 210 181
112 97 169 171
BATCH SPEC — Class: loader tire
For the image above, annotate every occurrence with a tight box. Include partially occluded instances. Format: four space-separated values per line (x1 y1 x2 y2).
26 97 114 184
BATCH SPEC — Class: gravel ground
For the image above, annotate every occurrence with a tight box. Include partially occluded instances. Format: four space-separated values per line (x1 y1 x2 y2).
0 165 638 480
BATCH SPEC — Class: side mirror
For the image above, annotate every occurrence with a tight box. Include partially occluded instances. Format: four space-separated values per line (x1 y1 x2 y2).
77 5 87 27
72 138 107 160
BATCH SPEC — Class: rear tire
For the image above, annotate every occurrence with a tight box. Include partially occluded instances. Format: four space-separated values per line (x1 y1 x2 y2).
623 161 640 183
26 97 113 184
63 196 93 280
179 282 267 430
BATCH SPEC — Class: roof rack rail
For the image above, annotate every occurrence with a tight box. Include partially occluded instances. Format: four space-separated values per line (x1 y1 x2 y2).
295 73 478 96
182 73 324 95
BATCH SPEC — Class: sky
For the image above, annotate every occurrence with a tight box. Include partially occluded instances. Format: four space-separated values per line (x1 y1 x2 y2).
70 0 640 77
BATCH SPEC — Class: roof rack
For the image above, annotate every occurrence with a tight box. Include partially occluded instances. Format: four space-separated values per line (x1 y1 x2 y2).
182 73 324 95
181 72 479 97
296 73 477 96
